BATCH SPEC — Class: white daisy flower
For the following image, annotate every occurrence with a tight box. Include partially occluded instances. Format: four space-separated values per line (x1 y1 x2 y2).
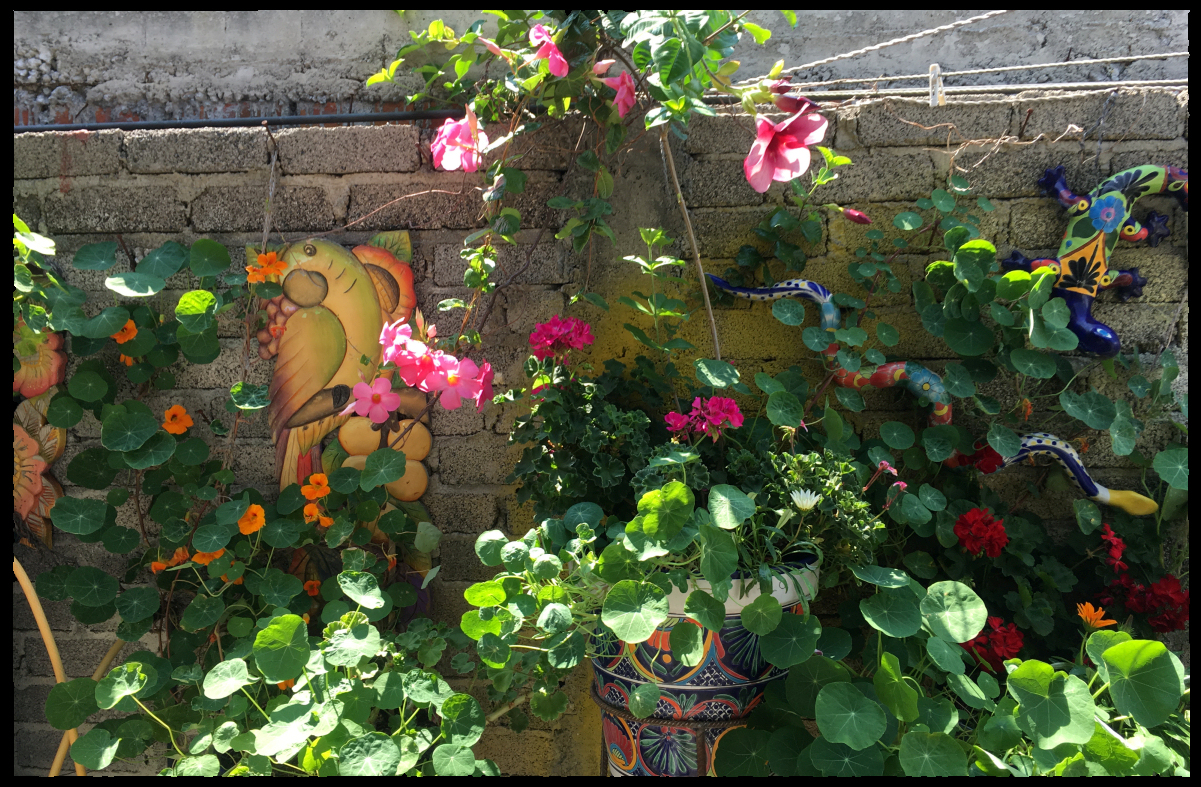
791 489 821 512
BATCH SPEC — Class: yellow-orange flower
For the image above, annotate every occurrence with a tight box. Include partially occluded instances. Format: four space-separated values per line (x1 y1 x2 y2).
150 561 168 573
303 502 321 523
302 613 310 624
237 503 266 535
169 547 190 566
319 516 333 528
246 264 267 284
220 573 244 585
387 554 397 571
111 319 138 344
119 354 136 367
1077 602 1117 631
277 679 295 691
192 548 226 566
1018 398 1033 422
257 252 287 277
304 580 321 597
302 473 331 501
163 405 194 435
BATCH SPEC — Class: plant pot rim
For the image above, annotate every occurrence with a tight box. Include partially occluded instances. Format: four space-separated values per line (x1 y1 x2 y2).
663 558 819 615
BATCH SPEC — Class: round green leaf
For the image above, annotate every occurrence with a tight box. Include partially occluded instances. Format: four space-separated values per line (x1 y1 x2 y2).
71 728 121 770
340 732 402 777
51 495 109 533
45 677 100 730
326 624 382 667
943 317 994 356
101 409 159 451
115 586 160 623
628 683 661 719
67 371 108 402
361 447 405 490
899 731 967 776
860 588 922 638
439 693 486 747
259 571 303 607
1006 660 1096 748
96 662 148 709
766 726 812 777
921 581 987 643
1152 448 1188 490
136 241 188 279
766 390 804 428
713 726 771 777
463 580 506 607
601 580 669 644
809 736 885 776
772 298 806 326
684 589 726 633
105 272 166 298
877 322 900 347
760 612 821 668
740 593 783 636
850 564 910 588
193 524 232 553
66 566 119 607
189 239 231 277
668 619 705 667
46 394 85 428
926 636 966 675
709 484 755 530
531 552 563 580
474 531 507 566
72 242 119 271
893 211 923 231
338 571 386 610
174 437 210 466
816 682 887 751
1085 630 1132 683
880 421 915 450
1060 389 1117 430
180 594 225 631
432 743 476 776
1010 348 1056 379
477 632 512 668
695 358 740 388
986 422 1022 459
1102 640 1186 729
786 656 852 717
202 658 258 699
253 614 308 682
817 627 852 661
124 430 176 469
536 602 572 634
875 651 920 722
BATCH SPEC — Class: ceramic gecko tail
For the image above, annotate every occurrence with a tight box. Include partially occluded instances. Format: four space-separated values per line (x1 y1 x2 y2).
706 274 1158 516
1001 164 1188 357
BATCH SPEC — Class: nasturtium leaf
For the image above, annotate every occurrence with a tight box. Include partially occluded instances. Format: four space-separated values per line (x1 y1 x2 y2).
536 603 573 635
96 662 148 709
668 620 704 667
259 571 303 607
697 524 738 599
1072 499 1102 535
51 495 109 534
1060 389 1117 430
338 571 386 610
684 589 726 632
229 381 269 411
431 742 477 776
874 651 919 722
1102 639 1186 729
816 682 887 751
772 298 806 326
880 421 915 450
601 580 668 643
596 541 642 584
202 658 257 699
45 677 100 730
754 372 785 394
1084 630 1132 683
1006 659 1096 748
115 586 160 623
987 422 1022 458
851 564 910 588
713 726 772 777
135 240 188 279
766 390 804 428
708 484 755 530
628 682 661 719
180 594 225 632
760 612 820 668
340 732 402 777
786 655 851 717
899 731 967 776
947 672 994 710
46 394 85 428
860 588 922 637
925 636 966 675
921 581 986 643
1041 297 1070 329
809 736 884 777
175 290 217 332
476 632 511 669
942 317 993 356
463 580 506 607
1010 348 1056 379
71 728 122 770
66 566 119 607
252 614 308 683
440 693 486 747
893 211 923 231
101 408 159 452
72 242 119 271
106 272 166 298
876 322 900 346
68 371 108 402
124 430 176 469
637 481 693 542
360 448 405 490
1152 448 1188 490
695 358 740 388
740 592 783 635
190 239 231 277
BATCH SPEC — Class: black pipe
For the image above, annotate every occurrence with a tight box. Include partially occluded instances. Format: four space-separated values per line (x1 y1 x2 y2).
12 109 466 134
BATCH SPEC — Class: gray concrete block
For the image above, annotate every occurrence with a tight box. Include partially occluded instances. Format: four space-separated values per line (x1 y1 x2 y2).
433 241 564 287
25 636 140 678
689 205 827 260
13 591 75 632
14 129 123 179
678 155 767 208
850 98 1013 148
14 726 78 770
1015 89 1186 142
1093 302 1182 351
274 124 419 174
13 684 55 723
499 288 566 338
930 141 1099 200
190 185 335 233
1007 198 1067 250
125 127 268 173
346 171 563 232
424 490 501 536
43 185 187 234
681 110 787 156
818 148 936 204
436 433 516 486
430 403 485 436
171 338 272 389
1094 245 1187 303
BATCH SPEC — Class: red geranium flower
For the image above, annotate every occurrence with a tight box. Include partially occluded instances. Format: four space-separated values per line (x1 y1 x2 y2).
953 507 1008 558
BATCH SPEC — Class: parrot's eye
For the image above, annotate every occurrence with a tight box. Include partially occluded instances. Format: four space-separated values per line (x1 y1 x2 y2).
303 244 317 256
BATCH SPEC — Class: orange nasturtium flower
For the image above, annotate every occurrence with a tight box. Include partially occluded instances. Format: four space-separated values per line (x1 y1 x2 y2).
257 252 287 277
220 573 244 585
302 473 331 501
304 580 322 597
319 516 333 528
150 561 168 573
192 548 226 566
303 502 321 523
1018 398 1033 422
238 503 266 535
246 264 267 284
119 354 136 367
169 547 191 566
1077 602 1117 631
277 679 296 691
163 405 194 435
111 319 138 344
302 613 310 624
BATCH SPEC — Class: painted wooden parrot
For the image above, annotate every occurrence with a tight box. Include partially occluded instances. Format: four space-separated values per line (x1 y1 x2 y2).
254 233 416 489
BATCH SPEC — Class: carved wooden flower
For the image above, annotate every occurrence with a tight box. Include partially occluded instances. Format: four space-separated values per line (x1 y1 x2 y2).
15 388 67 467
13 321 67 398
14 424 47 519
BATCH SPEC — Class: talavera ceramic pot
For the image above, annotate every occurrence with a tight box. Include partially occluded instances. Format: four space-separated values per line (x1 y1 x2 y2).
593 559 819 776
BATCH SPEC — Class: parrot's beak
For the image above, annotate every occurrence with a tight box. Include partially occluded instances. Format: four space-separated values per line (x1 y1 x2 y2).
286 384 352 429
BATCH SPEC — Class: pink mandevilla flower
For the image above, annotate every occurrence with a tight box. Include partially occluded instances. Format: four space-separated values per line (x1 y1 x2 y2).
472 360 495 413
768 80 820 114
592 59 616 76
344 377 401 424
429 357 482 410
431 106 489 173
602 71 637 118
743 110 829 193
529 24 568 78
379 319 413 363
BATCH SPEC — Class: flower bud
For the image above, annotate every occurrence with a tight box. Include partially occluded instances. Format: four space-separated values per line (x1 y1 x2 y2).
592 59 616 76
843 208 872 225
769 79 819 114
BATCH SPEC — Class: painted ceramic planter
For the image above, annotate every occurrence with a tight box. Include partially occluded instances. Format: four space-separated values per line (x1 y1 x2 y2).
594 560 819 777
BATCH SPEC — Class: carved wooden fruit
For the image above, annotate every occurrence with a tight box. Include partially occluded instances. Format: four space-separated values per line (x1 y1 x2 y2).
386 460 428 502
337 417 384 456
391 420 431 461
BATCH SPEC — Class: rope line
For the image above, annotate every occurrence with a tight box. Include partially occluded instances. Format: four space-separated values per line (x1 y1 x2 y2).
733 9 1014 86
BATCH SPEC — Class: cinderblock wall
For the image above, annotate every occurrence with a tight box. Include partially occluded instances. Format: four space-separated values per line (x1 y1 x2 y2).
12 86 1187 776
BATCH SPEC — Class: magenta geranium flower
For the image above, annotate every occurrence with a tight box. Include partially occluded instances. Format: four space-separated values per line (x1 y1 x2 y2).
602 71 637 118
529 315 594 362
343 378 401 424
529 24 568 78
743 110 828 193
431 106 489 173
665 397 744 441
664 412 691 433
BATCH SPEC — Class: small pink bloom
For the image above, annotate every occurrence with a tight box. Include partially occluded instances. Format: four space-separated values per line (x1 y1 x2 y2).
768 80 819 115
843 208 872 225
743 110 829 193
891 481 908 492
431 106 489 173
433 357 482 410
593 59 616 76
665 412 691 433
472 360 494 413
480 37 505 57
397 340 436 388
529 24 568 78
601 71 637 119
344 377 401 424
878 460 897 476
380 319 412 358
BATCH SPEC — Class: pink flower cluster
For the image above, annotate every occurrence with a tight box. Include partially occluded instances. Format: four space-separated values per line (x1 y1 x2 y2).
529 24 568 77
350 319 494 414
431 106 489 173
665 397 744 440
529 315 594 363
